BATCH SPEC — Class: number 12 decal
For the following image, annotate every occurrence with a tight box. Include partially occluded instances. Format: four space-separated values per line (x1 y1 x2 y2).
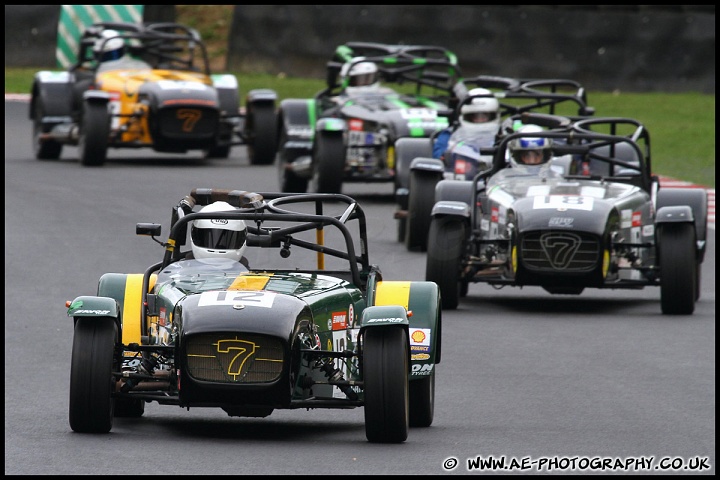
198 290 276 308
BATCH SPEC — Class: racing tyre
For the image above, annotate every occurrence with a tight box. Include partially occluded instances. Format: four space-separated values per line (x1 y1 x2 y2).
363 327 409 443
393 137 433 195
313 132 345 194
69 318 117 433
114 398 145 418
426 216 466 310
79 101 109 166
32 97 63 160
397 216 407 243
204 144 231 159
659 223 697 315
247 104 278 165
277 127 309 193
409 373 435 428
405 170 441 252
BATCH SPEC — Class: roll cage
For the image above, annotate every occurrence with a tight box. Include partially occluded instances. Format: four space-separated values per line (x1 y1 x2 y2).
74 21 211 75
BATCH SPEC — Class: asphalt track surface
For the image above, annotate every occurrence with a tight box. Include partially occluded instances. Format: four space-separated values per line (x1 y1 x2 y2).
4 98 715 475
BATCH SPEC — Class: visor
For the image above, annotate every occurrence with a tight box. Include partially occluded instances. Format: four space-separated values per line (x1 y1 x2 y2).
191 227 247 250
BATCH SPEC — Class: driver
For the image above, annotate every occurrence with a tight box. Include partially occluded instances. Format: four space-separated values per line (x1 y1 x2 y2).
507 124 553 174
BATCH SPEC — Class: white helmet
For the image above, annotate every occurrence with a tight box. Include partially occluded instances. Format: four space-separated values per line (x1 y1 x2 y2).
459 88 500 135
341 58 379 93
190 201 247 261
93 29 125 62
507 124 553 173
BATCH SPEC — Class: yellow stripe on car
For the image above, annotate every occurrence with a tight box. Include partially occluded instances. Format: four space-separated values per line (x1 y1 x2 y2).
374 281 411 309
122 274 156 345
228 274 272 291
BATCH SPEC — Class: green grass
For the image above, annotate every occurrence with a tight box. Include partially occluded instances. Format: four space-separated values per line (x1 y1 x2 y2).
6 67 714 188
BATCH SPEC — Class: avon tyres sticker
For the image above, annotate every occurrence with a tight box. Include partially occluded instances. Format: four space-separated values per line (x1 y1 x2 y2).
197 290 276 308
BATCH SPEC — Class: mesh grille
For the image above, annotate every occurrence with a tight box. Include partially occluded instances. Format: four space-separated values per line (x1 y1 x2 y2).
186 333 284 383
521 231 600 272
158 107 219 139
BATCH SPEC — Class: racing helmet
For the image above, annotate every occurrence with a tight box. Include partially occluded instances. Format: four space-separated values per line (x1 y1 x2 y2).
341 59 379 93
190 201 248 261
93 29 126 62
459 88 500 135
508 124 553 172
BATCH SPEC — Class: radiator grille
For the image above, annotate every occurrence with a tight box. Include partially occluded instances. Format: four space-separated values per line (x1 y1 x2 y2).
186 333 284 383
521 231 600 272
158 107 219 139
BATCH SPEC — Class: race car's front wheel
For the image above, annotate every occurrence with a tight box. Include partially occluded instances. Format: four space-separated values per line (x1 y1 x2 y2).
69 318 117 433
363 327 409 443
32 97 63 160
313 132 345 194
405 169 442 252
79 101 110 167
659 223 697 315
409 373 435 428
247 103 278 165
426 216 466 310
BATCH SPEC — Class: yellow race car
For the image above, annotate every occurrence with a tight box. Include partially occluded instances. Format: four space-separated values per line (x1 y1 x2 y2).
30 22 277 166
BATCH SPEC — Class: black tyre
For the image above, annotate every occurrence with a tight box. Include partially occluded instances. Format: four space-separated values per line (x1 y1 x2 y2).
78 101 109 166
426 217 466 310
363 327 409 443
69 318 117 433
204 144 231 159
277 127 309 193
32 98 63 160
313 132 345 194
405 170 441 252
247 104 278 165
659 223 697 315
409 373 435 428
393 137 433 194
114 398 145 418
397 216 407 243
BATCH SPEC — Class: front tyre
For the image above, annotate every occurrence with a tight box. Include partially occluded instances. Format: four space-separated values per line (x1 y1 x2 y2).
659 223 697 315
409 373 435 428
32 97 63 160
78 101 109 166
69 318 117 433
363 327 409 443
247 104 278 165
426 216 466 310
313 132 345 194
405 170 441 252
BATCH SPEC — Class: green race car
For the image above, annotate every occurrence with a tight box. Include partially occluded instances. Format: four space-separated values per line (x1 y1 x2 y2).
67 188 441 443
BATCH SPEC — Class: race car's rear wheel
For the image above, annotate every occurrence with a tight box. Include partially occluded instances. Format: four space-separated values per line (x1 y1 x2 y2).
32 98 63 160
405 169 441 252
409 373 435 428
204 144 231 159
79 101 109 167
426 216 466 310
114 398 145 418
363 327 409 443
69 318 117 433
247 103 278 165
313 132 345 194
659 223 697 315
277 126 309 193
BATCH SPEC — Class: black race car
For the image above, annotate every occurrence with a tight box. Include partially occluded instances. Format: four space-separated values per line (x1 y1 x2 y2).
30 22 277 166
424 114 708 314
67 188 441 443
394 76 597 251
275 42 463 194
